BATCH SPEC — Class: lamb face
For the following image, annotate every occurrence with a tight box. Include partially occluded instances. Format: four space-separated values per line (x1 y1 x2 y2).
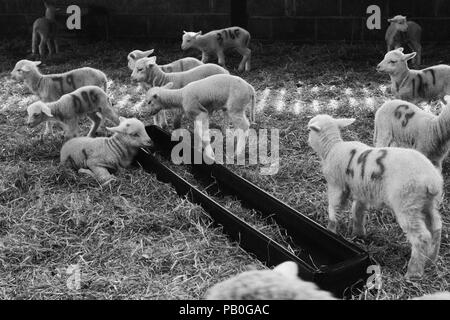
107 117 152 148
145 87 165 116
376 48 415 74
26 101 52 128
181 31 200 50
11 60 41 81
388 15 408 32
131 57 156 83
127 49 154 71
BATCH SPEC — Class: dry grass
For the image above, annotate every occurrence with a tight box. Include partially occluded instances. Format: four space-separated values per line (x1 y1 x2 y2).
1 38 449 299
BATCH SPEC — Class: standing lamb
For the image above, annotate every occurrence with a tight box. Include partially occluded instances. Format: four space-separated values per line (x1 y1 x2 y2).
377 48 450 104
131 56 229 129
127 49 203 73
205 261 336 300
181 27 251 72
144 74 256 159
308 114 443 279
11 59 108 135
60 117 152 185
385 15 422 66
27 86 119 139
374 97 450 170
31 1 59 57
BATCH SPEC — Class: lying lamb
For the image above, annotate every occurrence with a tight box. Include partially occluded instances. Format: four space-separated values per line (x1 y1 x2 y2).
60 117 151 185
32 1 59 57
131 56 229 129
374 97 450 170
145 74 256 159
205 261 335 300
181 27 251 72
377 48 450 104
27 86 119 138
308 114 443 279
206 260 450 300
127 49 203 73
385 15 422 66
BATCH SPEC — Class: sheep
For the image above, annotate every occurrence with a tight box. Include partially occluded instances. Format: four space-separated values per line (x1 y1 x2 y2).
127 49 203 73
307 114 443 279
60 117 152 185
144 74 256 159
374 97 450 171
385 15 422 66
11 59 108 135
181 26 251 72
376 48 450 104
131 56 229 129
27 85 119 139
206 260 450 300
205 261 336 300
32 1 59 57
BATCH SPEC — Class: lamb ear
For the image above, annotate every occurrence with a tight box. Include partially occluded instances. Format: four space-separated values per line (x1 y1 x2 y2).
34 61 42 66
308 123 321 132
41 104 53 117
163 82 174 89
145 56 157 66
196 31 202 36
387 18 393 22
119 116 126 123
335 118 355 128
396 47 404 53
183 30 187 34
403 52 417 61
442 95 450 106
106 125 122 134
273 261 298 279
143 49 154 57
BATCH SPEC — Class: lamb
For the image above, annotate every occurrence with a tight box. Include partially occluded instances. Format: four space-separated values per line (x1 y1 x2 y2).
374 97 450 170
11 59 108 135
376 48 450 104
27 85 119 138
181 27 251 72
205 261 336 300
144 74 256 159
32 1 59 57
131 56 229 129
308 114 443 279
385 15 422 66
127 49 203 73
206 260 450 300
60 117 152 185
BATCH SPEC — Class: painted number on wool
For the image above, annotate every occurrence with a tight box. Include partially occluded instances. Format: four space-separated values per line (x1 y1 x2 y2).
346 149 387 180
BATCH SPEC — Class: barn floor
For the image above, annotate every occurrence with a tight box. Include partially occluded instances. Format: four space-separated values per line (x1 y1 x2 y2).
0 38 449 299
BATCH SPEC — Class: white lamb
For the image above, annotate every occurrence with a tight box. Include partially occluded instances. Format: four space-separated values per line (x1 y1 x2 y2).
60 117 151 185
127 49 203 73
308 114 443 279
27 86 119 138
11 59 108 135
181 26 251 72
377 48 450 104
131 56 229 129
374 97 450 171
205 261 336 300
385 15 422 66
144 74 256 159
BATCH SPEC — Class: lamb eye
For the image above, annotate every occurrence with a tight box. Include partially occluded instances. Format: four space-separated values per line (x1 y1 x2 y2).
390 60 396 63
137 68 143 72
153 94 157 99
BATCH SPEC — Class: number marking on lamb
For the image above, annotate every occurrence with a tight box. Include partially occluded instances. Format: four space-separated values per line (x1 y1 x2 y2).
371 150 388 180
345 149 357 177
424 68 436 85
394 104 415 127
66 75 76 90
52 76 64 95
216 32 223 45
71 94 84 114
357 150 372 178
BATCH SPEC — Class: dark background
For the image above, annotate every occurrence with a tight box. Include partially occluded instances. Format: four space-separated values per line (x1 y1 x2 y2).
0 0 449 42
